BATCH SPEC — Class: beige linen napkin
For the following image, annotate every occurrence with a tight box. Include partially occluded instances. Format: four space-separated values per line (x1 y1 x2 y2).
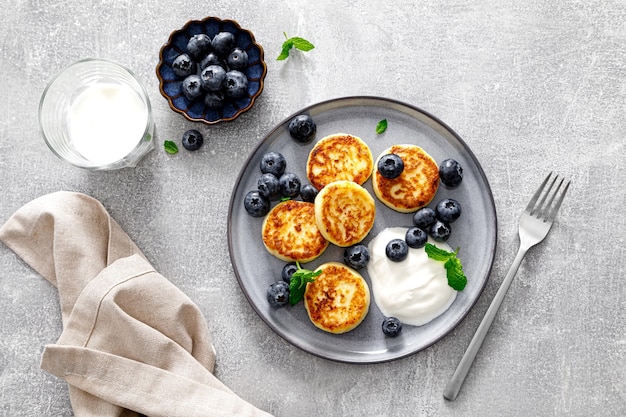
0 191 273 417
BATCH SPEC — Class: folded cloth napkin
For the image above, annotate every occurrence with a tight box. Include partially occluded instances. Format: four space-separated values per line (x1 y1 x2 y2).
0 191 273 417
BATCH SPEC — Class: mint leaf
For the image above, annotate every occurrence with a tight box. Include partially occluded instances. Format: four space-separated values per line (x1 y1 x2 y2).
376 119 388 134
424 243 452 261
444 257 467 291
164 140 178 154
290 37 315 52
277 32 314 60
288 261 322 306
425 243 467 291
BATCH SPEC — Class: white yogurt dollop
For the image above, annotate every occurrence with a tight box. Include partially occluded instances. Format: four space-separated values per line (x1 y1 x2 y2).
367 227 457 326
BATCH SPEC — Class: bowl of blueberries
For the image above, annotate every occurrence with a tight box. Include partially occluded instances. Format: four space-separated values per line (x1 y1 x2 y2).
157 16 267 124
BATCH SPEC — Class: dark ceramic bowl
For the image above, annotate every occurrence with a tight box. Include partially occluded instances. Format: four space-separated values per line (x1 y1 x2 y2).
157 17 267 124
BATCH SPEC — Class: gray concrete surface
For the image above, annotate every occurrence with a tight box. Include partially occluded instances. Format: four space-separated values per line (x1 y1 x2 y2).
1 1 625 416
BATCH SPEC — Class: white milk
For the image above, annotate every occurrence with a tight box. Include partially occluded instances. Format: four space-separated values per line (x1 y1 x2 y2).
67 82 148 165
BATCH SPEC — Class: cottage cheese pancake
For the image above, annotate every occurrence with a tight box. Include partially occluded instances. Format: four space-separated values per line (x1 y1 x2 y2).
372 144 439 213
304 262 370 334
314 180 376 247
367 227 456 326
306 133 374 190
262 200 329 262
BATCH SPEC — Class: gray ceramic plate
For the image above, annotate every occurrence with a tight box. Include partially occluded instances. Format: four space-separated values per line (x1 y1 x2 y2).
228 96 497 363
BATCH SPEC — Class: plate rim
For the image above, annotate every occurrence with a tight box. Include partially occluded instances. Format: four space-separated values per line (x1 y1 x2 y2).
227 95 498 363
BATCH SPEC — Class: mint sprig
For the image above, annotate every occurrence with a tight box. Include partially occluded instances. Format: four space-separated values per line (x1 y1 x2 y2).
424 243 467 291
164 140 178 154
376 119 388 134
277 32 315 61
288 261 321 306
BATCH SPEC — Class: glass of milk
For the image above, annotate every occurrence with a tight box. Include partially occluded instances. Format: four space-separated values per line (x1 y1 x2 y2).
39 58 154 170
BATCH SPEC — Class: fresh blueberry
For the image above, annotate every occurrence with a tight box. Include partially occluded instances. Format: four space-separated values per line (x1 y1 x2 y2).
386 239 409 262
200 65 226 91
212 31 235 56
200 52 226 70
288 114 317 144
439 158 463 188
223 70 249 99
267 281 290 308
377 154 404 179
413 207 437 229
204 91 225 110
257 173 280 200
186 34 212 60
429 220 451 242
181 75 203 101
281 262 298 283
435 198 462 223
279 172 301 198
343 245 370 270
181 129 203 151
227 47 249 70
382 317 403 337
172 53 195 78
243 190 270 217
260 152 286 177
300 184 318 203
405 227 428 249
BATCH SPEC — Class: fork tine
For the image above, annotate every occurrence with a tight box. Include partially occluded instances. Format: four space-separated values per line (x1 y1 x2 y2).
546 178 570 222
526 172 552 214
534 174 558 216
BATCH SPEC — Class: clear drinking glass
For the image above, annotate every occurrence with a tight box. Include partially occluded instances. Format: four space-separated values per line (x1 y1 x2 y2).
38 58 154 170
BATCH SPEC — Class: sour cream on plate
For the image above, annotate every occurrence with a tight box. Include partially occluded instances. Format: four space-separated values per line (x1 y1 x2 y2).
367 227 457 326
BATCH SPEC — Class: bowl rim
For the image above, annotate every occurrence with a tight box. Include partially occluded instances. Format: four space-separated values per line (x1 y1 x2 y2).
156 16 267 125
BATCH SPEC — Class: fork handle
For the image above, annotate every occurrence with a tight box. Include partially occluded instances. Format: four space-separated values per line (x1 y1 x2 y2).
443 245 528 401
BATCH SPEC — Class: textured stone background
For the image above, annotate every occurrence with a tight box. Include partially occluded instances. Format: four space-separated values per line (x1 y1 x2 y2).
1 1 624 416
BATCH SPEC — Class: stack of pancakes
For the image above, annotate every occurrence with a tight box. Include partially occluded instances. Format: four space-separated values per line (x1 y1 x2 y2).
261 132 439 334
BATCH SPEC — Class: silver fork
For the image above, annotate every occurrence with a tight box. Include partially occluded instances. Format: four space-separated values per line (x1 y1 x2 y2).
443 172 571 401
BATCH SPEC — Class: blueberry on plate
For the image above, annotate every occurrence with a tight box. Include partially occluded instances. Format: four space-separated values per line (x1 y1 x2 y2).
429 220 451 242
223 70 249 99
343 245 370 270
405 227 428 249
212 31 236 56
260 151 286 177
413 207 437 229
279 172 301 198
181 129 203 151
243 190 270 217
300 184 318 203
204 91 225 110
435 198 462 223
281 262 299 283
377 154 404 179
386 239 408 262
200 65 226 92
382 317 402 337
186 33 212 59
227 47 249 70
267 281 290 308
257 173 280 200
439 158 463 188
288 114 317 144
172 53 195 78
181 75 203 101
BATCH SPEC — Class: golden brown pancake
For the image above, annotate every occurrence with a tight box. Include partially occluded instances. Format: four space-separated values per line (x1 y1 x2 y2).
314 180 376 247
306 133 374 190
372 144 439 213
304 262 370 334
261 200 329 262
